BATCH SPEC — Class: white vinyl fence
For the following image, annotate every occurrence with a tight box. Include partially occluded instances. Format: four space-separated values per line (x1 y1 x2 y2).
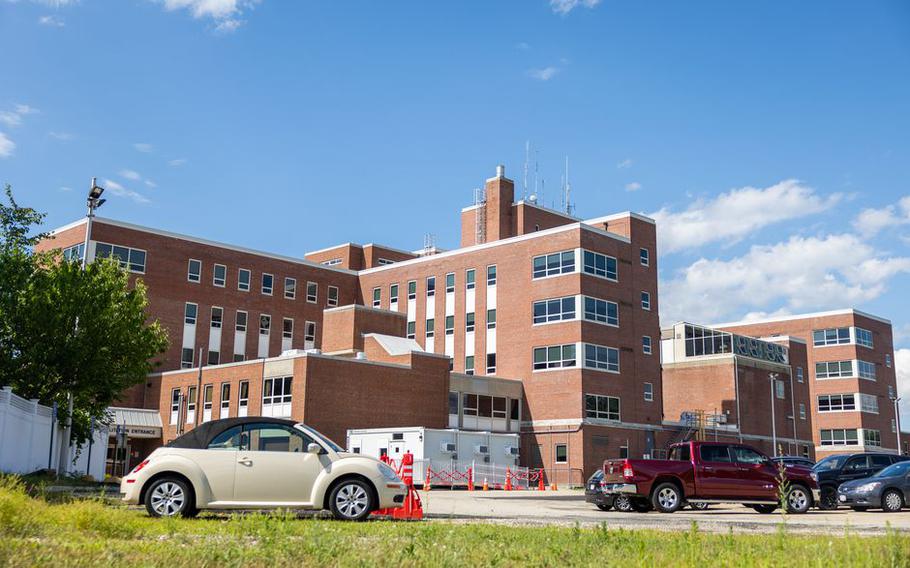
0 386 107 479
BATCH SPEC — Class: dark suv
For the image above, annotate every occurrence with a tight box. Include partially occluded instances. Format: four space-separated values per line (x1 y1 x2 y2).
813 453 910 509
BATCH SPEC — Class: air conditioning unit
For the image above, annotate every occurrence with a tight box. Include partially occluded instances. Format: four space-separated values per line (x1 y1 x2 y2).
474 444 489 455
505 446 519 456
440 442 456 453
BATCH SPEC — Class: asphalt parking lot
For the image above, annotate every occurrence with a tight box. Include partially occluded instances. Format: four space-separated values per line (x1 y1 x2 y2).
419 489 910 535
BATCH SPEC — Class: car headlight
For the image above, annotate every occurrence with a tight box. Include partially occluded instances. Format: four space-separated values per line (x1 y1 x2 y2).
377 463 402 482
809 472 818 482
855 482 881 493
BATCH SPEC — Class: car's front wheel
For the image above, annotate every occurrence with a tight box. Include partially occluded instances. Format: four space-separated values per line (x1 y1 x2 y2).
145 477 196 518
329 479 374 521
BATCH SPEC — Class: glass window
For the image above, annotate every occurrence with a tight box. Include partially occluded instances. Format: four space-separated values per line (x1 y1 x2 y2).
445 315 455 335
466 269 475 290
306 282 318 303
463 393 478 416
642 336 652 355
184 302 198 325
732 446 764 465
207 426 243 450
644 382 653 401
532 250 575 278
466 312 475 333
95 242 146 273
464 355 474 375
886 354 892 368
238 268 251 291
221 383 231 412
818 394 856 412
639 248 650 267
775 380 785 399
864 429 882 447
799 403 806 420
486 353 496 374
426 318 435 338
487 265 497 286
181 348 194 369
304 321 316 343
407 280 416 300
210 306 223 328
534 296 576 324
816 360 854 379
448 391 459 414
813 327 851 346
555 444 568 463
262 273 273 295
372 287 381 308
700 445 732 463
819 428 859 446
857 360 876 380
62 243 85 263
641 291 651 310
796 367 804 383
445 272 455 293
262 376 292 407
328 285 339 306
284 277 296 299
246 424 310 453
406 321 415 339
213 264 226 287
669 445 691 462
239 381 249 409
187 259 201 283
259 314 271 335
583 344 619 372
584 394 620 421
582 250 617 280
487 309 496 329
235 310 247 332
855 328 873 348
582 297 618 326
390 283 399 304
282 318 293 340
207 350 220 365
533 344 577 369
427 276 436 297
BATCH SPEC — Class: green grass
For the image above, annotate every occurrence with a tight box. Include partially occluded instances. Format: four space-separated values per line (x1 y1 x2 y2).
1 476 909 567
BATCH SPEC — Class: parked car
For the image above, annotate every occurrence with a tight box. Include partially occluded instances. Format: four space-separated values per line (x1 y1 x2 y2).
585 470 614 511
772 456 815 469
600 441 819 514
837 460 910 512
812 453 910 510
120 417 409 521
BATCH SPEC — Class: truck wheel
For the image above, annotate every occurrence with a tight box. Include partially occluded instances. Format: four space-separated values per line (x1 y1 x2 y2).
786 485 811 514
651 482 683 513
614 494 633 512
631 498 653 513
818 486 838 510
752 504 777 514
882 489 904 513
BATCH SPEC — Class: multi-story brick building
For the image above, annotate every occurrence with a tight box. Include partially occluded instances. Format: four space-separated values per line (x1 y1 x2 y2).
716 310 900 458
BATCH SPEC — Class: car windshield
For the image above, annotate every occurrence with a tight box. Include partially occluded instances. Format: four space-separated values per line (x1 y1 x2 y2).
296 424 344 452
813 455 848 472
589 470 604 482
874 461 910 478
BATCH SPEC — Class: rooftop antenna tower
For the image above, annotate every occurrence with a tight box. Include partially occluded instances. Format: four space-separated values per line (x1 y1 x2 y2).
563 155 574 216
523 140 530 200
473 187 486 244
423 232 437 254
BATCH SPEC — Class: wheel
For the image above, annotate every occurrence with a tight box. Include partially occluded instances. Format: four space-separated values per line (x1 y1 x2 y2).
689 502 709 511
651 482 683 513
752 504 777 514
596 502 613 511
882 489 904 513
329 479 374 521
631 498 653 513
851 507 870 512
818 486 838 510
145 477 195 518
614 494 633 512
786 485 811 514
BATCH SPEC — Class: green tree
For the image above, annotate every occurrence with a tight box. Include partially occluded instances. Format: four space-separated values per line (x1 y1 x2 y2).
0 185 168 445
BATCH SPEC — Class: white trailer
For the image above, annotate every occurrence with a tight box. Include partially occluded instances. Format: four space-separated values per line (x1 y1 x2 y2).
346 426 522 487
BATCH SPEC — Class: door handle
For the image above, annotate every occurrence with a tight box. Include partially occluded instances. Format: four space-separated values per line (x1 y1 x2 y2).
238 458 253 466
703 466 714 472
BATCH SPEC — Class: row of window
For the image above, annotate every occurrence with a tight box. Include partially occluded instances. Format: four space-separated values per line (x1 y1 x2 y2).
819 428 881 447
448 392 520 420
462 354 497 375
815 360 876 380
531 247 651 282
170 377 293 424
93 242 147 273
813 326 874 348
532 343 621 373
409 310 498 339
373 266 498 308
817 393 879 414
187 259 339 306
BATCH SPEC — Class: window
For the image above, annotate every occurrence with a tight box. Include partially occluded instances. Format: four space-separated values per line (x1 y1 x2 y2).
213 264 226 287
407 321 415 339
448 391 459 414
555 444 568 464
619 446 629 459
62 243 84 262
864 429 882 447
857 360 876 380
582 251 617 280
239 381 249 415
304 321 316 344
262 273 273 295
510 399 520 421
184 302 198 325
892 419 898 433
233 354 244 363
426 318 435 338
221 383 231 415
407 280 416 300
859 393 879 414
818 394 856 412
492 397 507 419
886 354 892 368
372 287 381 308
238 268 251 291
187 259 201 283
170 389 180 424
445 272 455 293
642 336 652 355
815 360 853 379
328 285 339 307
445 315 455 336
585 394 620 421
207 426 242 450
640 248 650 267
644 382 654 402
235 310 248 332
487 309 496 329
641 291 651 310
94 242 146 273
202 385 213 422
185 386 197 423
427 276 436 297
684 324 733 357
207 350 220 365
775 380 785 399
466 312 475 333
796 367 804 383
463 393 478 416
731 446 764 465
889 385 895 399
247 424 311 453
390 284 399 305
669 445 690 462
799 403 806 420
813 327 851 346
465 356 474 375
306 282 317 303
855 327 873 348
584 344 620 373
282 318 293 340
466 269 475 290
700 445 732 462
820 428 859 446
262 376 292 417
533 344 577 370
533 296 576 324
211 306 223 329
583 297 618 326
486 353 496 374
284 277 296 300
259 314 271 335
181 348 194 369
487 265 497 286
322 258 342 267
533 250 575 278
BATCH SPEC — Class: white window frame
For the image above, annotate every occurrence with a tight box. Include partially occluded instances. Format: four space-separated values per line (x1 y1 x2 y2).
582 297 618 327
210 306 223 329
407 280 417 300
94 242 146 274
643 382 654 402
533 250 576 279
425 318 435 338
640 247 650 267
262 376 292 418
487 265 497 286
220 382 231 416
466 312 475 333
372 287 381 308
184 302 198 325
304 321 316 344
486 353 496 374
328 285 339 307
262 273 274 296
642 336 652 355
799 403 806 420
533 344 577 370
819 428 859 447
818 394 856 413
583 343 620 373
406 321 416 339
796 366 804 383
533 296 576 324
585 394 620 421
487 309 496 329
390 283 399 305
187 259 201 283
464 355 474 375
284 277 297 300
445 272 455 293
235 310 248 332
306 281 318 303
466 269 476 290
238 380 249 415
426 276 436 297
554 443 568 464
641 291 651 311
213 264 226 287
238 268 251 292
582 250 618 281
259 314 271 336
282 317 294 340
170 388 181 424
445 315 455 336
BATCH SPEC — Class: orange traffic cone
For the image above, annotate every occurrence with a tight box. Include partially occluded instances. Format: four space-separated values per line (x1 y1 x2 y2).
483 478 489 491
550 480 558 491
467 467 474 491
425 466 432 491
538 472 545 491
505 468 513 491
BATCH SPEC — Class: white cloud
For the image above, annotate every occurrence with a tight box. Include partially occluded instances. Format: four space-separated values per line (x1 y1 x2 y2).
852 196 910 237
516 42 531 50
660 233 910 325
158 0 259 32
896 349 910 427
119 169 141 181
617 158 632 169
650 179 842 254
102 178 150 204
38 15 65 27
59 186 72 192
527 66 559 81
0 133 15 158
168 158 187 167
144 179 157 188
550 0 601 15
0 104 37 128
625 182 642 192
48 131 73 140
133 142 153 153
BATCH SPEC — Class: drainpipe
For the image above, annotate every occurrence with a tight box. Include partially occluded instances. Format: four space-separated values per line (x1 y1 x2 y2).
788 367 798 455
733 355 743 443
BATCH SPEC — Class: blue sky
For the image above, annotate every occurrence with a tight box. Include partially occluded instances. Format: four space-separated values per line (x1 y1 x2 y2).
3 1 910 414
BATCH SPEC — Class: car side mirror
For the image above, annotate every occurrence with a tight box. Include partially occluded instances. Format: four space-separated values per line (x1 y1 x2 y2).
307 442 322 454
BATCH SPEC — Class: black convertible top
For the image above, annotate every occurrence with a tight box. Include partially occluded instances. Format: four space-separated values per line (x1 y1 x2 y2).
167 417 298 449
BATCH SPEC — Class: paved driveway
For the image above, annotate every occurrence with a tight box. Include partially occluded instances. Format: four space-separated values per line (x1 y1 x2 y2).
419 489 910 535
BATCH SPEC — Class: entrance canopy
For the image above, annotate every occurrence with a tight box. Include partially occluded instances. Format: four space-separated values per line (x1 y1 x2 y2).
108 407 163 439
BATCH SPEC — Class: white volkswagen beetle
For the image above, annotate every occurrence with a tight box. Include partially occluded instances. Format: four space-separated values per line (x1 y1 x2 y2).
120 417 407 521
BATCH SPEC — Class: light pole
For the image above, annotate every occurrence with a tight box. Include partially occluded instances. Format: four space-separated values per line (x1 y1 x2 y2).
892 396 903 455
769 373 779 457
59 179 105 475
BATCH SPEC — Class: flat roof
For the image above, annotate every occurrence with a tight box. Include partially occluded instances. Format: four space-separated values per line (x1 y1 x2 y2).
712 308 891 328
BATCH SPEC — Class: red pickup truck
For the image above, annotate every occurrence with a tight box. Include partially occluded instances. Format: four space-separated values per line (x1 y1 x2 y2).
601 441 820 514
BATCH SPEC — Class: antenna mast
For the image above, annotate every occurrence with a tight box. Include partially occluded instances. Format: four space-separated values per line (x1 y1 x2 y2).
523 141 530 201
563 155 573 216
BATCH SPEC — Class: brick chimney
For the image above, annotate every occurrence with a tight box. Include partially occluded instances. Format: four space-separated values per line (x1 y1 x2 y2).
483 164 514 242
